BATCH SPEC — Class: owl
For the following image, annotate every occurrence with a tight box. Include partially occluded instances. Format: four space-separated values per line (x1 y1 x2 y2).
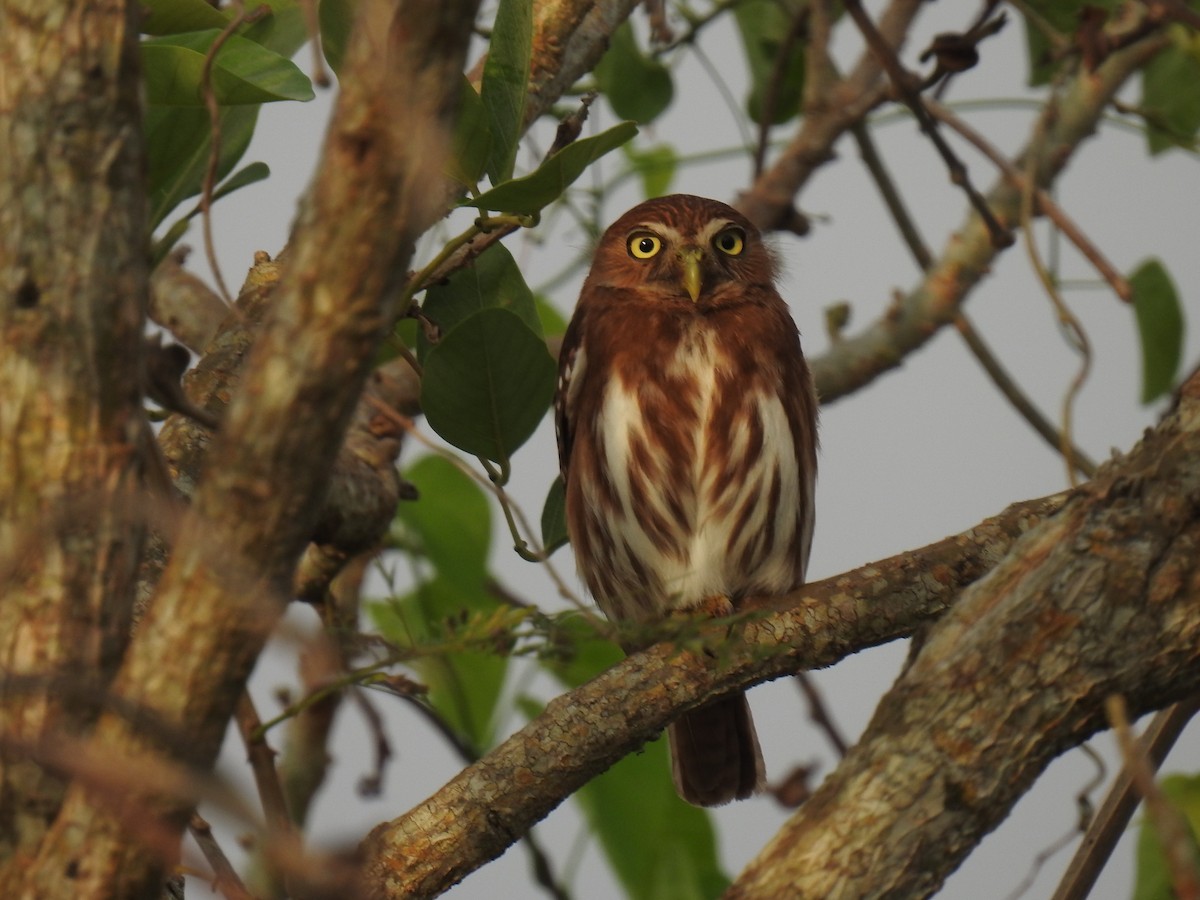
554 194 818 806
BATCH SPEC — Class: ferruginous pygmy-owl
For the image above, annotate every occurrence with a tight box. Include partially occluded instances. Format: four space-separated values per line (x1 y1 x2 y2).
554 194 819 807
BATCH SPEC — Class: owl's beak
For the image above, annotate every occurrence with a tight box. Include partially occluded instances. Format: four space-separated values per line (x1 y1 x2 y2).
678 246 704 302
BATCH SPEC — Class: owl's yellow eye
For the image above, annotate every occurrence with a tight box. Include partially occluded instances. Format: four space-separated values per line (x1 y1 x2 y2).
628 233 662 259
715 228 745 256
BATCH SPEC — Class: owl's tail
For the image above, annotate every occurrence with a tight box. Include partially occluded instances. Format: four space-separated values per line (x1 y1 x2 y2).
668 691 764 807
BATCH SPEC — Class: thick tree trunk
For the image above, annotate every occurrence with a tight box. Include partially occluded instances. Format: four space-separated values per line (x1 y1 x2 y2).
1 0 480 896
0 0 149 876
727 375 1200 896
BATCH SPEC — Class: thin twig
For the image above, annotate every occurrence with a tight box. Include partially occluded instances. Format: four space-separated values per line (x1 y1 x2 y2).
955 314 1097 479
1105 696 1200 900
753 7 809 178
850 120 933 270
349 686 393 797
400 89 598 303
236 692 293 834
691 40 758 152
399 212 534 314
1003 742 1107 900
1052 698 1200 900
297 0 331 88
189 813 256 900
654 0 742 54
930 1 1006 100
372 400 591 615
851 119 1094 476
794 673 849 758
199 3 270 305
1019 127 1093 488
842 0 1012 248
236 691 297 898
925 97 1134 303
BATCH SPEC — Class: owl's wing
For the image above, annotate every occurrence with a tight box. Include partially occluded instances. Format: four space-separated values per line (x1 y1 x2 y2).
554 310 588 483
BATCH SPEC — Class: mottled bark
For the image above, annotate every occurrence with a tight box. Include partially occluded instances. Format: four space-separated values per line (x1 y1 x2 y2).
728 374 1200 897
0 0 148 875
9 0 480 896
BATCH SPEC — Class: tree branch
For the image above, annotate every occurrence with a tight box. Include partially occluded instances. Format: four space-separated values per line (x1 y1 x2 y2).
18 2 480 895
359 491 1068 898
361 368 1200 899
726 370 1200 898
1052 697 1200 900
810 30 1166 404
737 0 924 232
0 0 149 881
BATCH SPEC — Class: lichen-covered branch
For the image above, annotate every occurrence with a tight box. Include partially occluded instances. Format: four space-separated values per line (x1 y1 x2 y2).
359 491 1068 898
727 371 1200 898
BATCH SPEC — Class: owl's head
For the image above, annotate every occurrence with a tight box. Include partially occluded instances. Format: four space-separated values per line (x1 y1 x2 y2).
586 194 777 306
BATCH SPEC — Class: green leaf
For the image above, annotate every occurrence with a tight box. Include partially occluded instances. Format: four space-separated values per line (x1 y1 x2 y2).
151 217 193 267
462 121 639 215
481 0 532 184
1019 1 1119 86
239 0 309 57
594 22 674 124
147 104 260 228
623 142 677 198
142 0 230 35
376 455 505 749
539 614 621 690
446 77 494 189
577 739 730 900
318 0 354 75
371 578 509 750
394 454 491 588
534 293 568 338
1132 773 1200 900
393 318 419 354
212 160 271 200
142 30 314 106
421 308 556 464
540 475 568 556
733 0 805 125
1141 37 1200 155
419 243 542 361
1130 259 1184 403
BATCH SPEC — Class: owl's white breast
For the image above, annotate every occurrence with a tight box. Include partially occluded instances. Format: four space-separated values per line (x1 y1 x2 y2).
592 328 801 618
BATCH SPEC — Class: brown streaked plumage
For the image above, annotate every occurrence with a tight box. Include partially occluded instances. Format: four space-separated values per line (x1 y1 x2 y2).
555 194 819 807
